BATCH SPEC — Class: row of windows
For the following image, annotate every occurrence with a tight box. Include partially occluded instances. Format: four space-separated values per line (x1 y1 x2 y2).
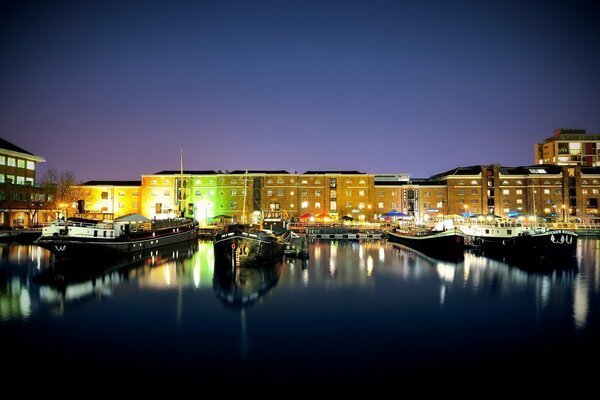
0 192 52 201
0 156 35 170
0 174 33 185
149 177 370 186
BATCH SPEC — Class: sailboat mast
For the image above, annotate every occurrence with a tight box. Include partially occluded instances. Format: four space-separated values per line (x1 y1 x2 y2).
242 170 248 224
179 149 184 217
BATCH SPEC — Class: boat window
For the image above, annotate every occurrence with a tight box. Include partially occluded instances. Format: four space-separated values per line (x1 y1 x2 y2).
103 231 107 237
94 230 98 237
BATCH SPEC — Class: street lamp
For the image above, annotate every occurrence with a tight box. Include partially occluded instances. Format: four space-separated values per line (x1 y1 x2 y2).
561 204 567 223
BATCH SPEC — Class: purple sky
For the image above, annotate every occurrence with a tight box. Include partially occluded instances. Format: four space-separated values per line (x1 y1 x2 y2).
2 0 600 182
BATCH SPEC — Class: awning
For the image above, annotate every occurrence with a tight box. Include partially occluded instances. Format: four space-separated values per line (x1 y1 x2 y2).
115 213 151 223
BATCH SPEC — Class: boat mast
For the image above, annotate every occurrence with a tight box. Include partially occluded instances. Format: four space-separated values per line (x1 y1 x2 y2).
242 170 248 224
179 148 184 218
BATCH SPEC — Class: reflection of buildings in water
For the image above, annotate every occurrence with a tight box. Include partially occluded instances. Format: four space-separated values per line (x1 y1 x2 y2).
0 241 203 320
133 241 214 289
0 244 52 321
573 238 600 330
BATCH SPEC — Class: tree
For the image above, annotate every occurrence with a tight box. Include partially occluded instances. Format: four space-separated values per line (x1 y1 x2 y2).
40 168 83 218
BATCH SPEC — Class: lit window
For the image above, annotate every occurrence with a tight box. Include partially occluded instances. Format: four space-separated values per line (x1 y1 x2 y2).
359 190 365 197
358 202 365 209
315 190 321 196
301 180 308 184
378 191 385 198
516 189 523 195
277 179 284 184
7 157 16 167
516 180 522 185
470 180 477 185
164 190 170 196
151 191 157 196
378 202 384 208
267 190 273 196
231 190 237 196
230 201 237 208
230 179 238 184
502 180 509 185
119 191 125 196
118 202 124 208
16 176 25 184
315 179 321 184
209 190 215 196
17 159 25 168
301 190 308 196
502 189 510 195
471 189 478 195
391 202 397 209
315 202 321 208
346 202 352 208
543 189 550 194
346 190 352 196
0 156 4 165
359 180 366 184
277 190 284 196
301 201 308 209
195 179 201 184
267 179 273 184
516 199 523 204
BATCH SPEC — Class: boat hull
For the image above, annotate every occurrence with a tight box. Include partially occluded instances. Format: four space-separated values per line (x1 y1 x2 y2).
386 228 465 259
472 229 577 260
34 227 198 261
213 227 289 267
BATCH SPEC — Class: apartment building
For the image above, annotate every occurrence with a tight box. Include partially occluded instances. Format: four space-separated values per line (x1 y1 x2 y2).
535 128 600 167
0 138 49 227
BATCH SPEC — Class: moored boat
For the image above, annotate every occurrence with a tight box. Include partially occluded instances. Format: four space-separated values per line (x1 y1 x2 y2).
386 225 466 259
459 220 577 260
213 219 292 267
34 213 198 261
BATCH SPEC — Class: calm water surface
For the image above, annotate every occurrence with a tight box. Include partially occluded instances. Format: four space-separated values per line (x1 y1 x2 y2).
2 238 599 393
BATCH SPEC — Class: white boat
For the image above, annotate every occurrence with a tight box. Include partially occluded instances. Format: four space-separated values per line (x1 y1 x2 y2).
34 213 198 261
458 220 577 260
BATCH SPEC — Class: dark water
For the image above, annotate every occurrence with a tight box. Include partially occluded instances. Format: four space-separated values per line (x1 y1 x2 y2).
2 238 599 394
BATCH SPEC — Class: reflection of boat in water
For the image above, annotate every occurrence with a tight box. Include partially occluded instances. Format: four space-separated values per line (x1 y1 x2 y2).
34 213 198 262
33 240 198 289
389 241 464 265
466 247 579 273
212 261 283 308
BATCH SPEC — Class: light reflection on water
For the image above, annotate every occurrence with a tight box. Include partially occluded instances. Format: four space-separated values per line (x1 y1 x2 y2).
1 237 600 390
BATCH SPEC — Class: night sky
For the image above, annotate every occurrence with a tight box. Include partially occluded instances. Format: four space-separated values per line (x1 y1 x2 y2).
2 0 600 182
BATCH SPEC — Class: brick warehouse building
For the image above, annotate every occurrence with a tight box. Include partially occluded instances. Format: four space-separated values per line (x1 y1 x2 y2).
7 127 600 227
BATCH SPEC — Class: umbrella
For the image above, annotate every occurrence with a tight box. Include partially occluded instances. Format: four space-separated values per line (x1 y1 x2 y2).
315 213 333 221
299 213 314 221
212 214 233 219
381 210 408 218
